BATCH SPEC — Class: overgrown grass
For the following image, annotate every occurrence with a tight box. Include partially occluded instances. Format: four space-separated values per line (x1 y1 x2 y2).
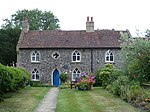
0 86 50 112
145 89 150 96
56 87 140 112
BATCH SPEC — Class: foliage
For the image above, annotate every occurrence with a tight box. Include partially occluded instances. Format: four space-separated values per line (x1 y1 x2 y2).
60 73 68 83
94 68 102 86
120 33 150 83
98 64 115 87
1 9 60 30
0 64 31 95
59 81 71 89
76 72 95 90
106 76 129 95
30 81 50 87
106 76 146 107
0 28 21 65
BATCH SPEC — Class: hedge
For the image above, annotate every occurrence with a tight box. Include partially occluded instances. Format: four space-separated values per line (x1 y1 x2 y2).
0 64 31 94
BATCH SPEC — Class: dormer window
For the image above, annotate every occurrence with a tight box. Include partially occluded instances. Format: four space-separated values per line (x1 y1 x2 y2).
105 50 114 62
72 50 81 62
31 51 40 62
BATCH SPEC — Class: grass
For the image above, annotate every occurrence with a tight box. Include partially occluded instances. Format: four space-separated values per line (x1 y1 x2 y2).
145 88 150 96
0 86 50 112
56 87 140 112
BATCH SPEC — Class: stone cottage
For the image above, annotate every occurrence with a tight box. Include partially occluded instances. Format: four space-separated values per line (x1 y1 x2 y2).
16 17 130 86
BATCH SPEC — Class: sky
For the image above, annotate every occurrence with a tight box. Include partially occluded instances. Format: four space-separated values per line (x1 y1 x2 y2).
0 0 150 37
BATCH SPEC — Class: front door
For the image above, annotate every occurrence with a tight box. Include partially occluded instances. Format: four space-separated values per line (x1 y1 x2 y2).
53 69 59 86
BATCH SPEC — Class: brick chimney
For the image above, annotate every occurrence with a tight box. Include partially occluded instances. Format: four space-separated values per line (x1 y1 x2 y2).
86 16 94 32
22 17 29 33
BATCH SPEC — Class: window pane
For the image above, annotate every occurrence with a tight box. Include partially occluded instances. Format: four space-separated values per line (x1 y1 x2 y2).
36 55 39 61
110 56 113 61
106 56 109 61
77 56 80 61
73 56 76 61
73 74 76 80
32 74 35 79
36 74 39 80
32 53 35 56
73 52 76 56
32 57 35 61
77 73 79 77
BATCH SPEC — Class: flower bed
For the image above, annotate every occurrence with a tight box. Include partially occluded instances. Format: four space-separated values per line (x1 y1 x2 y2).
76 72 95 90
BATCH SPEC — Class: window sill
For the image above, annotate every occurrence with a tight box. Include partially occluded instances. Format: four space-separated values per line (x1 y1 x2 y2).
71 61 82 64
104 62 115 64
31 80 40 81
31 61 40 64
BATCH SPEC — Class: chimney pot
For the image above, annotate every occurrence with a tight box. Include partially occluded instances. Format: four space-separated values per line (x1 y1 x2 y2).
91 17 93 22
87 16 89 22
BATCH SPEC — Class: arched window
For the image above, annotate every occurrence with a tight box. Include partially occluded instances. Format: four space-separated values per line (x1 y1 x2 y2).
31 51 40 62
72 68 80 81
72 50 81 62
105 50 114 62
31 68 40 81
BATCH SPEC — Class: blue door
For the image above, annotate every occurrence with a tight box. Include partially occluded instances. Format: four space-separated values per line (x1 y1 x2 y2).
53 69 59 86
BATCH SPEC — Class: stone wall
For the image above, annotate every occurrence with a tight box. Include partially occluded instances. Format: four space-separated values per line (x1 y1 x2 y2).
17 48 121 85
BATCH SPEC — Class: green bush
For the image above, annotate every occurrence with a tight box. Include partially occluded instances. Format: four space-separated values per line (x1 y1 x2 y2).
98 64 115 87
0 64 31 94
106 76 146 104
106 76 129 95
60 73 67 83
18 68 31 86
94 68 102 87
0 64 13 92
30 81 50 87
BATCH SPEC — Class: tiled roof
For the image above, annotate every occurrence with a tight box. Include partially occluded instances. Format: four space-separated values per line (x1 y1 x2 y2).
19 30 128 49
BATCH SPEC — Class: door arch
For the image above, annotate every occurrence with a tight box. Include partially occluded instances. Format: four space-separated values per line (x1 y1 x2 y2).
53 69 60 86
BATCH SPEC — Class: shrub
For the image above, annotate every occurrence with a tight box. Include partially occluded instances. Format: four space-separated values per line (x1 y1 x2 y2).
98 64 115 87
60 73 68 83
0 64 13 93
94 68 102 87
0 64 31 94
18 68 31 86
30 81 50 87
106 76 146 104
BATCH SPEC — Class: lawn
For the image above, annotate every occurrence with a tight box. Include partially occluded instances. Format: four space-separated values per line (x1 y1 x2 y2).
0 87 50 112
56 87 140 112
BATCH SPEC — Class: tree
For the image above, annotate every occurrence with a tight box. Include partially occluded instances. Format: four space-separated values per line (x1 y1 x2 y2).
1 9 60 30
0 9 60 65
120 33 150 83
0 28 21 65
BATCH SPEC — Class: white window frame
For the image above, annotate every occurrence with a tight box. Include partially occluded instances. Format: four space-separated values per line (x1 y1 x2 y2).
31 68 40 81
72 50 81 62
105 50 114 63
72 68 80 81
31 51 40 62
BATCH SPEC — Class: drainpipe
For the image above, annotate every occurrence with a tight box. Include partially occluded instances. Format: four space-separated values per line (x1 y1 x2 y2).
91 49 93 73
